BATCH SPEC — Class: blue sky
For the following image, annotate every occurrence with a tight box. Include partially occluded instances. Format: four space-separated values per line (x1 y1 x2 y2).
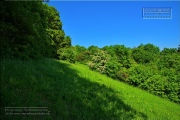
48 1 180 50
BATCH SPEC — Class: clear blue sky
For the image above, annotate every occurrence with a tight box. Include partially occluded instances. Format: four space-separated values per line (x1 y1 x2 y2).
48 1 180 50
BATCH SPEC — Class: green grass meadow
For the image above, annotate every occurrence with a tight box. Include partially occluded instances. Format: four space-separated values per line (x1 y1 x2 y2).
1 59 180 120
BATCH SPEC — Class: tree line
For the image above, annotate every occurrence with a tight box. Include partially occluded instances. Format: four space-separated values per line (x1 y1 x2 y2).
0 1 71 59
1 1 180 103
72 44 180 103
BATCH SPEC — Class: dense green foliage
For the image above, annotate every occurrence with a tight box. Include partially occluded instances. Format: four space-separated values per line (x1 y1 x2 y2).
1 59 180 119
132 44 160 64
73 44 180 103
58 46 76 63
88 49 110 74
0 1 71 59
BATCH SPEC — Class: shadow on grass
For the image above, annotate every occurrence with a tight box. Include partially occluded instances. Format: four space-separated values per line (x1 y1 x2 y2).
1 59 147 120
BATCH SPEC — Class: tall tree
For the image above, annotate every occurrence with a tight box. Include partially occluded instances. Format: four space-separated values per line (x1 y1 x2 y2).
88 45 99 54
161 48 177 55
1 1 52 59
44 4 72 58
44 4 65 58
132 43 160 64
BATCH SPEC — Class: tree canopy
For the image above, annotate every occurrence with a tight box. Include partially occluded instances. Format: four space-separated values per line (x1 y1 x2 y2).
1 1 71 59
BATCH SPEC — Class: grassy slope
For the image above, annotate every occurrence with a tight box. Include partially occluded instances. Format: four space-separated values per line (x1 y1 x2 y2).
1 59 180 120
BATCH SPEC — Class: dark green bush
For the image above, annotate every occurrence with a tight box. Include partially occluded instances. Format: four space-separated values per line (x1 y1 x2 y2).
105 60 121 78
116 67 129 82
58 47 76 63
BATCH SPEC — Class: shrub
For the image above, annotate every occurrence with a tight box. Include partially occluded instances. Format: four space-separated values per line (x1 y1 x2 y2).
105 60 122 78
141 75 167 97
116 67 129 82
76 51 91 64
128 65 151 86
88 50 110 74
58 47 76 63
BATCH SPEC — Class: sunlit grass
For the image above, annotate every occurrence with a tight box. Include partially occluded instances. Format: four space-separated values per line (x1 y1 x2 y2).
1 59 180 119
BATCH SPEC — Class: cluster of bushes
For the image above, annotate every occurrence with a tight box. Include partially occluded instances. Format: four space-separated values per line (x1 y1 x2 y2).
72 44 180 103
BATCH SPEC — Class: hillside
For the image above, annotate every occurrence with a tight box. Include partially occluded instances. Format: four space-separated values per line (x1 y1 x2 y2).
1 59 180 120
